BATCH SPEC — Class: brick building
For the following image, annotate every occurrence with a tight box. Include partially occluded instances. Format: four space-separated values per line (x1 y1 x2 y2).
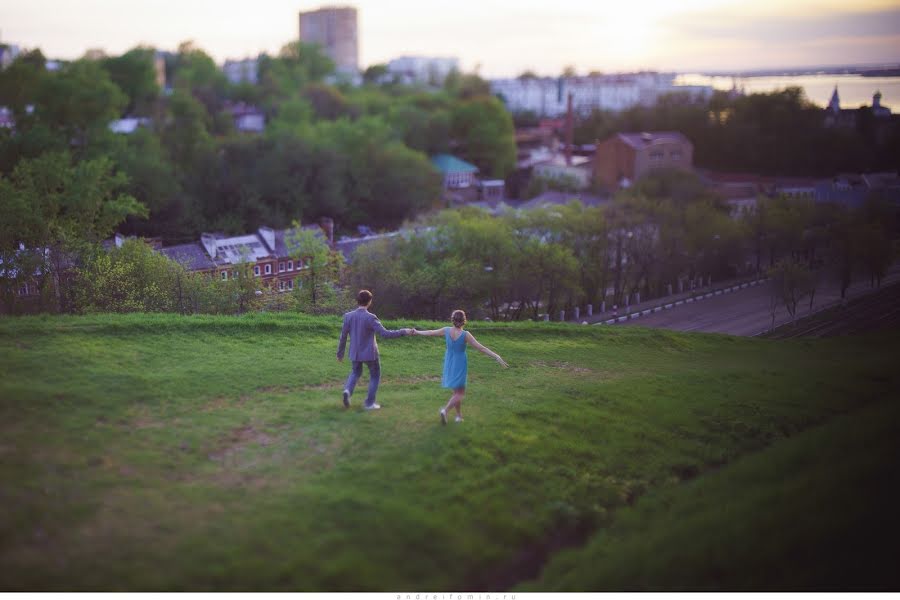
594 131 694 190
160 220 334 293
298 6 359 73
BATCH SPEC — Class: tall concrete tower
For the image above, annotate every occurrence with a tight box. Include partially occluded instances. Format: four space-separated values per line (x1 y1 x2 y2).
298 6 359 73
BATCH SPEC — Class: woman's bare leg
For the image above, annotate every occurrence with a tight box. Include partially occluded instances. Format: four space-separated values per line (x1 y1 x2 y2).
454 389 465 419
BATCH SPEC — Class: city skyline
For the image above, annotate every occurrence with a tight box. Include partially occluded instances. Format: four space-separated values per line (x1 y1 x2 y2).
2 0 899 76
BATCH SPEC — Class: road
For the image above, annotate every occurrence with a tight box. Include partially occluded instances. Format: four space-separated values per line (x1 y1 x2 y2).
766 280 900 338
616 265 900 336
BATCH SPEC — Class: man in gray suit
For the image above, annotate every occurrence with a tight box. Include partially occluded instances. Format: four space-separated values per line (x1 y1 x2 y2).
337 289 412 410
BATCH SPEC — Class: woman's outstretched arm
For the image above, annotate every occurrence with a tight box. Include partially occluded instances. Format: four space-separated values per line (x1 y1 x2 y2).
414 327 446 337
465 332 509 367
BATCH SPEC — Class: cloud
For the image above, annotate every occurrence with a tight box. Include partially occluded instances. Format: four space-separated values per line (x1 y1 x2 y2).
664 7 900 43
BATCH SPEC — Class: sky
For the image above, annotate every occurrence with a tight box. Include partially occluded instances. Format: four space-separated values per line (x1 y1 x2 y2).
2 0 899 76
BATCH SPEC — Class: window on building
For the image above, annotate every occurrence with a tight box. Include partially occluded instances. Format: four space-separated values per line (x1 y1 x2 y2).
253 265 260 276
18 283 28 296
287 279 294 290
232 270 238 279
670 150 682 160
278 280 285 291
649 150 664 160
221 271 227 280
279 262 285 273
287 260 293 271
264 264 272 275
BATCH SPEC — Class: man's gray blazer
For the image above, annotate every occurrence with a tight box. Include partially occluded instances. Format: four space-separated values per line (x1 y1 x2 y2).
337 307 405 362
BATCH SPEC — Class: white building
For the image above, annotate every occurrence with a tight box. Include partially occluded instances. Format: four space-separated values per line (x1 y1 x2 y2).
533 155 593 189
386 56 459 85
109 117 151 134
0 43 20 69
491 73 714 117
223 58 259 85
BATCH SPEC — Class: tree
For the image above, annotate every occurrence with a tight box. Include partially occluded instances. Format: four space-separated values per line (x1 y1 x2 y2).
444 70 490 99
451 96 516 179
171 41 227 114
35 59 127 154
769 257 812 327
363 63 389 85
302 83 357 120
102 47 160 116
0 50 48 122
286 222 345 314
257 42 335 108
113 128 180 236
857 222 892 288
162 90 212 177
556 202 610 308
0 152 146 312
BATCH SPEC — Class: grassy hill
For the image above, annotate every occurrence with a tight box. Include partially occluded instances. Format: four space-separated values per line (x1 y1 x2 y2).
0 313 898 591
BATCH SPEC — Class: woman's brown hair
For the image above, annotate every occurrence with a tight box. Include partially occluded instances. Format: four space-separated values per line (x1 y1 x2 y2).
451 309 467 328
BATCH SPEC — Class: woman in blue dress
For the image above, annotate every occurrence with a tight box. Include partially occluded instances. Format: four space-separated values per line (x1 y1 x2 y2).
413 310 508 425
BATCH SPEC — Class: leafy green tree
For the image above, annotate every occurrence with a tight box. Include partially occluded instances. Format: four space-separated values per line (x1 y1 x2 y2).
257 42 335 108
302 83 357 120
35 59 127 154
101 47 160 116
451 96 516 178
171 41 227 114
0 50 48 122
286 222 345 313
112 128 181 236
267 98 314 136
0 152 146 312
388 102 451 155
363 63 389 85
444 70 490 99
556 202 610 308
162 90 212 176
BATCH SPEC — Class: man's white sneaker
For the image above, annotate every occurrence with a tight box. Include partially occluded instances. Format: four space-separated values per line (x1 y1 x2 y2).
440 409 447 425
342 390 350 408
363 403 381 410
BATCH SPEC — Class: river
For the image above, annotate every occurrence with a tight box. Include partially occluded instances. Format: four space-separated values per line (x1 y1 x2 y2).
675 73 899 110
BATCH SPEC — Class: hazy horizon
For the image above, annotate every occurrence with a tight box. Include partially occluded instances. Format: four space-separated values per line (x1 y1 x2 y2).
2 0 900 77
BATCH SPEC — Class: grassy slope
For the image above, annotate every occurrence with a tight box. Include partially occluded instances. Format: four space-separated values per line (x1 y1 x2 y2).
0 313 897 591
521 399 900 591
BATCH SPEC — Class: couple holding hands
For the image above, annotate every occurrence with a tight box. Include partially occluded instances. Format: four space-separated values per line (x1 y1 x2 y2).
336 289 509 424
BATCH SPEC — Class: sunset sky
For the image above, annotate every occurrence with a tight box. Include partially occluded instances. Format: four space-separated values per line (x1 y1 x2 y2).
2 0 899 76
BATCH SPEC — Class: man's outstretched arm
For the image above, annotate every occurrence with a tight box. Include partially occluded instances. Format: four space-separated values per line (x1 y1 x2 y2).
372 316 409 339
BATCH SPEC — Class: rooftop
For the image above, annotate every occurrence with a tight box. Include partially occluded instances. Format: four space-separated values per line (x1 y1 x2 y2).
431 154 478 174
616 131 692 149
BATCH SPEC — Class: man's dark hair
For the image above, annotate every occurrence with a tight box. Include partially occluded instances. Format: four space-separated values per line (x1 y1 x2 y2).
357 289 373 306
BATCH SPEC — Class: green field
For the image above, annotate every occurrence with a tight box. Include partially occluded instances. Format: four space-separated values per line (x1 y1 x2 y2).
1 313 898 591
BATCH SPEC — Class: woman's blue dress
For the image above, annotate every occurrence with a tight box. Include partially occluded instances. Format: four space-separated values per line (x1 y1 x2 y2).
441 327 468 389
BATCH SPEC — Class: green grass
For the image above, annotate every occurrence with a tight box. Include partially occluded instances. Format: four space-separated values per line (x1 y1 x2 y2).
0 313 897 591
521 399 900 591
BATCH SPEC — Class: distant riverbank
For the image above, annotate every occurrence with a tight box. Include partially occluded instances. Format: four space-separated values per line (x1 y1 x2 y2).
676 73 898 110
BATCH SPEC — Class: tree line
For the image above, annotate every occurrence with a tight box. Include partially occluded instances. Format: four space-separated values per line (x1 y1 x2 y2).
564 87 900 180
348 170 896 320
0 41 516 243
